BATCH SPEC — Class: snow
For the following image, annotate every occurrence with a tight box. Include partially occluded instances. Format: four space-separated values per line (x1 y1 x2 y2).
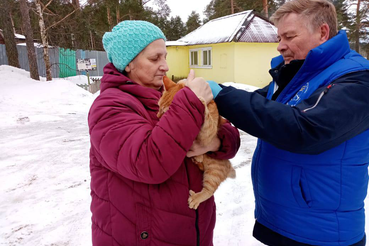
179 11 251 44
0 65 368 246
16 42 48 48
14 33 26 40
166 41 188 46
223 81 260 92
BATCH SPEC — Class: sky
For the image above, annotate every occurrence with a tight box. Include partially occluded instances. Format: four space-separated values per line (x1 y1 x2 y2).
146 0 212 22
1 65 369 245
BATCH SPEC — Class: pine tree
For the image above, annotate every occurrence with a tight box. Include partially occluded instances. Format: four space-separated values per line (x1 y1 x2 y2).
343 0 369 53
165 16 186 40
186 11 201 34
204 0 265 21
0 0 20 68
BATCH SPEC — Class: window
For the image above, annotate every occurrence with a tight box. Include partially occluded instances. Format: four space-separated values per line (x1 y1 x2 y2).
202 48 212 66
190 47 212 68
190 51 198 66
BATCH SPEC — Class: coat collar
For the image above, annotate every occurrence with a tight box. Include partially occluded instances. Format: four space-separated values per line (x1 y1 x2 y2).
100 63 162 111
269 30 351 103
271 30 350 71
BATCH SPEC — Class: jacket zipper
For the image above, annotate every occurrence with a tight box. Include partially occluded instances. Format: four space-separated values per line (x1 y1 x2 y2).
302 84 334 112
252 141 262 218
195 210 200 246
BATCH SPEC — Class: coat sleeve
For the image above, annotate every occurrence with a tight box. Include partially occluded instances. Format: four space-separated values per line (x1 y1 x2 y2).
207 121 240 160
88 87 204 184
214 71 369 154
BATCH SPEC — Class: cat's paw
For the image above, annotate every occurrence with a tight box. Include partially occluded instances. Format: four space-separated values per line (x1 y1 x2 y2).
188 190 200 210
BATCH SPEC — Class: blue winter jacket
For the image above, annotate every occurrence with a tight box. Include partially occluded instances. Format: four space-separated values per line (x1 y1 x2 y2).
215 31 369 245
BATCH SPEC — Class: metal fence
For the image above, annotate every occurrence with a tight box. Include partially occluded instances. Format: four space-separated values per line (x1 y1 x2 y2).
0 44 109 78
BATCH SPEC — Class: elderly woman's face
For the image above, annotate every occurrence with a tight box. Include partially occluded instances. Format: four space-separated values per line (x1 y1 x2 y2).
125 39 169 90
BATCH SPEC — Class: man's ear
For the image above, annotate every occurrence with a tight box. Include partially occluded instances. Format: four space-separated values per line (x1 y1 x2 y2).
320 23 330 43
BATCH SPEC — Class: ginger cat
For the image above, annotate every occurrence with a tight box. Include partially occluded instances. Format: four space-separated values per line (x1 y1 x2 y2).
157 76 236 210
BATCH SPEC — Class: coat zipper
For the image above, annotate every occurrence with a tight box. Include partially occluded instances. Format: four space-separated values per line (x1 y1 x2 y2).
195 210 200 246
302 84 334 112
185 161 200 246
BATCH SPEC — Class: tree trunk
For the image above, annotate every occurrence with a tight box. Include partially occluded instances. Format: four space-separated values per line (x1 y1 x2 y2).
19 0 40 80
35 0 52 81
116 5 120 24
90 30 95 50
0 0 20 68
263 0 268 18
231 0 234 14
72 0 80 9
107 6 113 31
355 0 361 52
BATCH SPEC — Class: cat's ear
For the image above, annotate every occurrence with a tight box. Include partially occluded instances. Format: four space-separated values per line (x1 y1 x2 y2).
163 76 176 90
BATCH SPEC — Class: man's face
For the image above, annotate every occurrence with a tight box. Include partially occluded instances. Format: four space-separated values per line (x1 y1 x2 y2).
276 13 326 64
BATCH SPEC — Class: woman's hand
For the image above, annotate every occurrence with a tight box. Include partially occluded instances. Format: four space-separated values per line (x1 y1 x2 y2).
186 137 221 157
185 70 213 105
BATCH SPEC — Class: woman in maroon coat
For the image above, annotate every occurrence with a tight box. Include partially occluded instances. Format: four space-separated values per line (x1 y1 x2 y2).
88 20 240 246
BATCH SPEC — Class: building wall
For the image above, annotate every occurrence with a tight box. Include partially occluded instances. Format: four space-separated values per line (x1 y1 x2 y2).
234 42 279 87
167 43 236 83
166 45 189 80
197 43 235 84
166 42 278 87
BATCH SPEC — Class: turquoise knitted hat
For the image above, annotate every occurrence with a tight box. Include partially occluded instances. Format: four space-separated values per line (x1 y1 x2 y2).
103 20 166 73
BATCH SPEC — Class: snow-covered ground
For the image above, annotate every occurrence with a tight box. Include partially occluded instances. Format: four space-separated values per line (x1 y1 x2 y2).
0 65 367 246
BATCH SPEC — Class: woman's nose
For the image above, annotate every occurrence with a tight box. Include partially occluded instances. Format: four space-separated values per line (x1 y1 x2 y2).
160 60 169 72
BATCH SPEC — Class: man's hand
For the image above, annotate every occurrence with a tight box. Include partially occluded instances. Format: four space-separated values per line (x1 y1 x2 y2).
186 137 221 157
185 70 213 105
207 80 222 98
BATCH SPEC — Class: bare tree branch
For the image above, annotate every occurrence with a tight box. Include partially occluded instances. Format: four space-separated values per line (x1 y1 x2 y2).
43 0 54 12
45 8 78 31
143 0 152 5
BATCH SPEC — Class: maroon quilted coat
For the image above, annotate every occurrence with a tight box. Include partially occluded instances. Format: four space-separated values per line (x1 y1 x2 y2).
88 63 240 246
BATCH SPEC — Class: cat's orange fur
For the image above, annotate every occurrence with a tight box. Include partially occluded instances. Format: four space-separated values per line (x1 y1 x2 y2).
157 76 236 210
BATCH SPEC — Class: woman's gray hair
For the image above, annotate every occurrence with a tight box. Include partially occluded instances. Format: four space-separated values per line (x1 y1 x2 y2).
270 0 338 39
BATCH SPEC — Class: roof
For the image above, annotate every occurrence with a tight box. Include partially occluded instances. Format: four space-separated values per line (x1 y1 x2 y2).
178 10 278 45
166 41 187 46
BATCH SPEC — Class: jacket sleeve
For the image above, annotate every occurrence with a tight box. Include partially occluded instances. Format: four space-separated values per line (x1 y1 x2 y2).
214 71 369 154
88 87 204 184
253 83 270 97
207 121 240 160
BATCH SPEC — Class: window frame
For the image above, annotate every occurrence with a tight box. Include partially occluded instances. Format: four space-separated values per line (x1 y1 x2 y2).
189 47 212 69
190 50 199 67
202 48 212 67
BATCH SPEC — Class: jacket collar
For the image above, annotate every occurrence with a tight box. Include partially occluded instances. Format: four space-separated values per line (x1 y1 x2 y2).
271 30 350 71
270 30 351 103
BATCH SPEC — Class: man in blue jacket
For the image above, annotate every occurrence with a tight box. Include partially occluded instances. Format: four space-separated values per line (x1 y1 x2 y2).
203 0 369 245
